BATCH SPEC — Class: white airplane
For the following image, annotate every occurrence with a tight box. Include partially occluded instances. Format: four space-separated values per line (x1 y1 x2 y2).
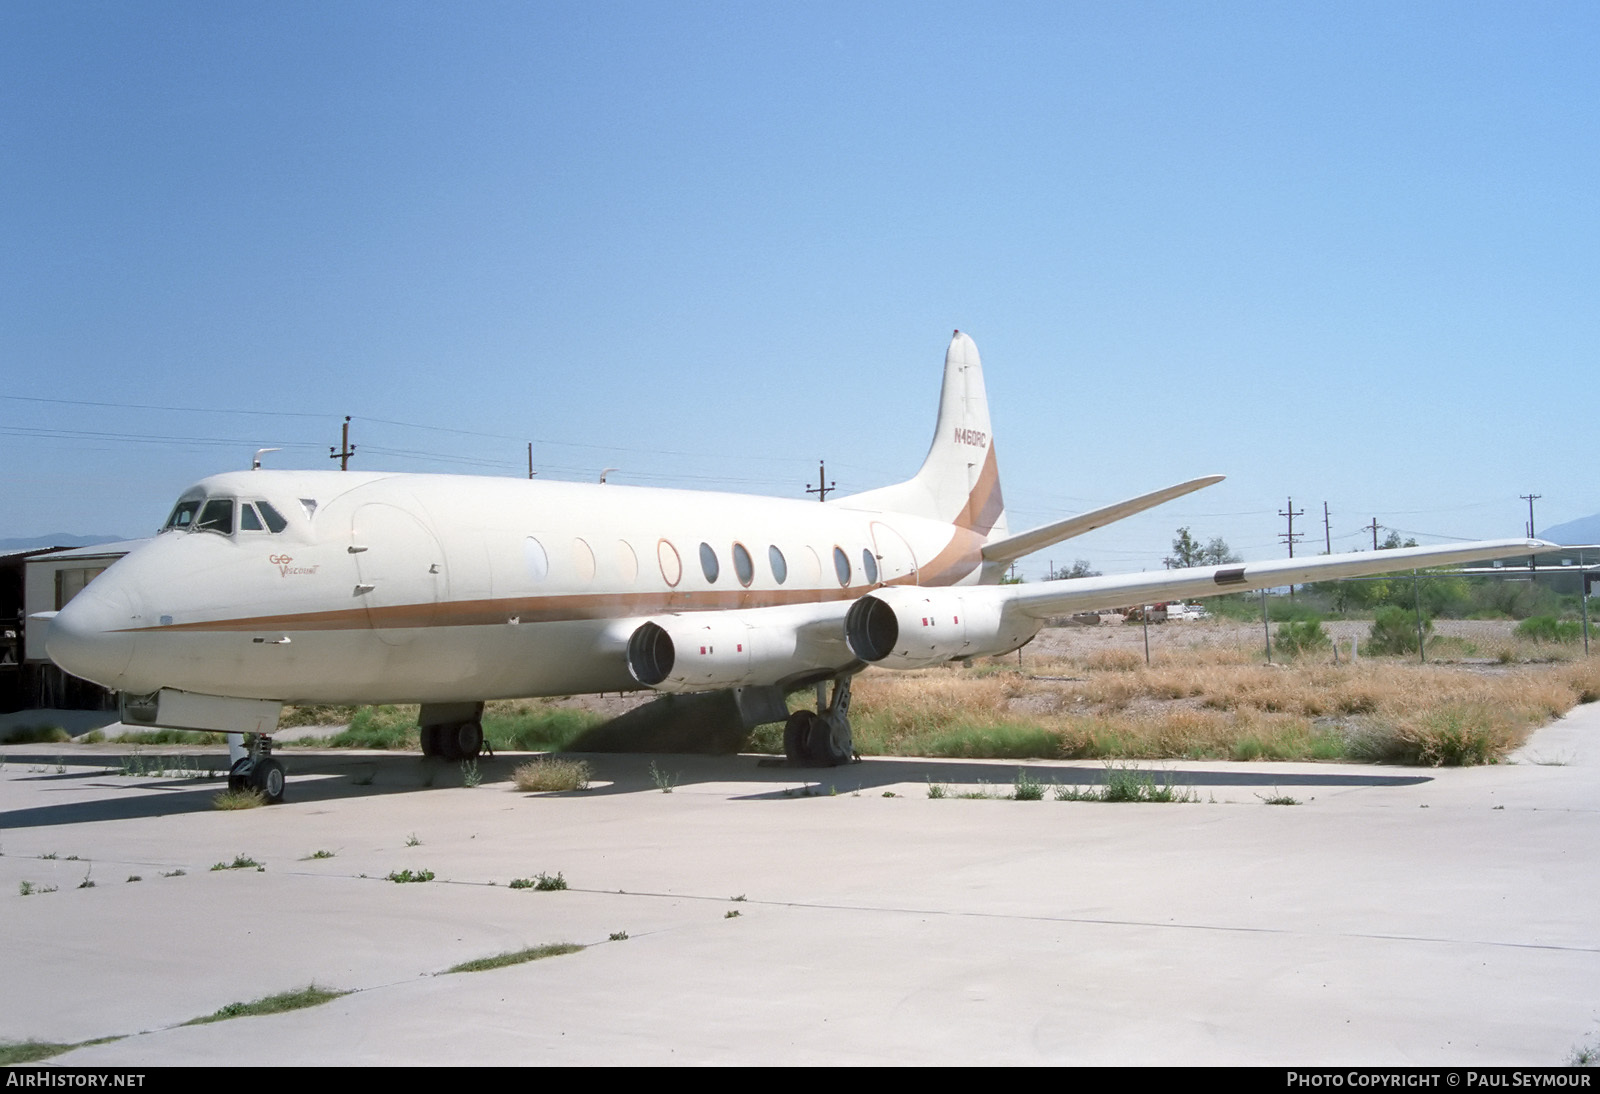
46 331 1546 801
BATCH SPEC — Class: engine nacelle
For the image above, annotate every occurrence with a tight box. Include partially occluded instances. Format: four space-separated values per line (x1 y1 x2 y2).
626 615 800 692
844 586 1038 669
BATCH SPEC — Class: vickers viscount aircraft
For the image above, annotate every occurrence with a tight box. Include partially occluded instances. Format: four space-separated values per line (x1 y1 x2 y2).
46 331 1545 801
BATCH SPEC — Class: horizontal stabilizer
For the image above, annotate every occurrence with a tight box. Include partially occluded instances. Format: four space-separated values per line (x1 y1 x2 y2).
994 538 1555 620
981 475 1225 564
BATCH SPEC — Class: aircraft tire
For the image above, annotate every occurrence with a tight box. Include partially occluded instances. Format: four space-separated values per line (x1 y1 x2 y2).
228 758 252 792
420 725 442 758
453 721 484 760
252 758 286 804
783 711 816 763
807 717 852 767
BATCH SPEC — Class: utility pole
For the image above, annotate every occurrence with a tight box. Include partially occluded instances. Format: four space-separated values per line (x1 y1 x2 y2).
1279 497 1304 558
1323 502 1332 554
329 416 355 470
1279 496 1304 600
527 442 536 479
1521 493 1541 571
1366 517 1380 551
806 460 835 502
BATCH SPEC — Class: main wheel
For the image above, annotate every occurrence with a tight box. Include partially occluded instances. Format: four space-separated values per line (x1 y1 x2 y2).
420 724 443 758
451 721 483 760
806 716 853 767
783 710 817 763
228 757 252 791
250 758 286 803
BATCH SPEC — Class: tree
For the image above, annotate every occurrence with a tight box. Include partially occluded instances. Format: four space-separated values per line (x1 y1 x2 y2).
1049 559 1101 580
1165 528 1203 569
1166 528 1239 569
1379 530 1418 550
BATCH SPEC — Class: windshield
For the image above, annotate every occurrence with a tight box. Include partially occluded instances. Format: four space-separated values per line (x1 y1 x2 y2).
195 498 234 535
163 499 201 533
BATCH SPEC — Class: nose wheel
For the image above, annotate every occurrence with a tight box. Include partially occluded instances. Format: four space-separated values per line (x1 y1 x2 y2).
226 736 286 803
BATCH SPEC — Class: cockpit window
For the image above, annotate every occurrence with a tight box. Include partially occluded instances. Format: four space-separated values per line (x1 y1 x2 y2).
195 498 234 535
256 501 288 533
240 504 264 532
163 499 201 533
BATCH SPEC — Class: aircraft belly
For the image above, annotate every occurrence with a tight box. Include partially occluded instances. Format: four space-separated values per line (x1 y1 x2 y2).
132 620 636 705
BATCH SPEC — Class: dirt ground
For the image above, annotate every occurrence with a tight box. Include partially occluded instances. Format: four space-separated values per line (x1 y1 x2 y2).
1020 615 1522 663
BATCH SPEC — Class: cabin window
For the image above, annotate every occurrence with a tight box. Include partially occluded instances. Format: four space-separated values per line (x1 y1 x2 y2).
196 499 234 535
800 546 823 584
862 549 879 585
699 542 720 583
573 538 596 584
616 540 639 584
658 540 682 587
833 546 850 586
163 499 200 533
732 543 754 587
256 501 289 533
524 537 549 582
768 545 788 585
239 504 264 532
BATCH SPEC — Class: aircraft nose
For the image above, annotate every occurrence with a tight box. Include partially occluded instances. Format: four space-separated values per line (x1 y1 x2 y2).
46 582 138 689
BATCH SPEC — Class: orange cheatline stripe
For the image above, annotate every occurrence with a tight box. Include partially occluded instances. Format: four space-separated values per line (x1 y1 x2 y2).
120 531 986 634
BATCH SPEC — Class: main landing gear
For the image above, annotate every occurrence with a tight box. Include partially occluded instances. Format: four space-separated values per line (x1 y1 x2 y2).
784 675 857 767
226 733 286 803
419 702 486 762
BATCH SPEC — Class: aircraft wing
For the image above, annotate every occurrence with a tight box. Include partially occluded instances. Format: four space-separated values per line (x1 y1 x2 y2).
981 475 1225 564
995 537 1555 619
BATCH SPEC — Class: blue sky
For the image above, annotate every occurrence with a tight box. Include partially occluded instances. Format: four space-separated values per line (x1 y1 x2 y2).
3 2 1596 574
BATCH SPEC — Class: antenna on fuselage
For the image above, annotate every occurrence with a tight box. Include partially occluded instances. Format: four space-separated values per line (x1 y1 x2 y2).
251 448 281 470
599 468 619 484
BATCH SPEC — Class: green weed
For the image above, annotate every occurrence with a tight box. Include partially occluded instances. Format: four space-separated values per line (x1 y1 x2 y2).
649 760 678 793
444 943 583 974
184 986 347 1025
386 868 435 883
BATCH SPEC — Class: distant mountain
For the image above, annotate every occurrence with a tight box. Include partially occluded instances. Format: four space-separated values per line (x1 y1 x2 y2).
1540 513 1600 546
0 533 132 552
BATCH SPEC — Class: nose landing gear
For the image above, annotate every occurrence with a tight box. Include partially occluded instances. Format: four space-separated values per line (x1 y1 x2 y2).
226 734 286 803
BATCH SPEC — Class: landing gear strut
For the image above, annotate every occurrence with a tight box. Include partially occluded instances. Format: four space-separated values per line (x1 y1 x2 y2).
226 734 286 803
783 675 856 767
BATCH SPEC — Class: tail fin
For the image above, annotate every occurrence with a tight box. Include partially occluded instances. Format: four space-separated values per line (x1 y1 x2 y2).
839 330 1008 539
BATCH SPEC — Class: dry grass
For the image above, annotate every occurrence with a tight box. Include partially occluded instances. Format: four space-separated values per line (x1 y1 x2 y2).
512 757 591 792
847 645 1600 767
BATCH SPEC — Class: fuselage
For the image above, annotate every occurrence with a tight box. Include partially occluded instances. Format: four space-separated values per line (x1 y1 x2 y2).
47 468 999 705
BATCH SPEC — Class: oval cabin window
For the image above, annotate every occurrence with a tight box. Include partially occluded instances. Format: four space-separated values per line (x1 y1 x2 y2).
699 542 720 583
524 537 549 582
833 546 851 586
862 548 879 585
732 543 754 587
658 540 682 587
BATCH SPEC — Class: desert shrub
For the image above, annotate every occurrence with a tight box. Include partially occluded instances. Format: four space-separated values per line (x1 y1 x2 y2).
1515 615 1582 644
1274 619 1330 657
1368 606 1432 655
512 758 591 792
